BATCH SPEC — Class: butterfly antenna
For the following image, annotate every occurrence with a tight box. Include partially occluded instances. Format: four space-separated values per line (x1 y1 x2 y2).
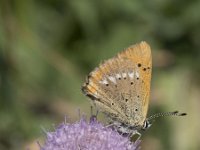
147 111 187 121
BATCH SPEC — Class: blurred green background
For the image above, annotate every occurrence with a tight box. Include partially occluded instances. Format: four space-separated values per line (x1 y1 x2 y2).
0 0 200 150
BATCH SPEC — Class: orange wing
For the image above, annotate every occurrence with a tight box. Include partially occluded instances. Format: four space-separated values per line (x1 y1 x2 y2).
118 41 152 121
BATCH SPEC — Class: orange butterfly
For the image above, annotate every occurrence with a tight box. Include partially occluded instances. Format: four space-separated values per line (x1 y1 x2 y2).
82 41 186 137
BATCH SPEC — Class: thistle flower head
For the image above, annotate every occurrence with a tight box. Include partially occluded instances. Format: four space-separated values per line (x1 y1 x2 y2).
40 116 140 150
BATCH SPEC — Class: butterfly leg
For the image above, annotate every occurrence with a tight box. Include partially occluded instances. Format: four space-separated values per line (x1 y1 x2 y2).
129 130 142 142
90 106 99 122
135 131 141 140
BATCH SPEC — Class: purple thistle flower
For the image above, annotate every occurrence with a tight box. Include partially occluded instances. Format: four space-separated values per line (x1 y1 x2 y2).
40 116 140 150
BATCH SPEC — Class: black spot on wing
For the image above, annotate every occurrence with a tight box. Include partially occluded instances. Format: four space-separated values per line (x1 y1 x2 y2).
138 63 142 67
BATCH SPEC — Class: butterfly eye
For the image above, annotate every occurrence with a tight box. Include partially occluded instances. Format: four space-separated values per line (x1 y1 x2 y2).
142 120 152 130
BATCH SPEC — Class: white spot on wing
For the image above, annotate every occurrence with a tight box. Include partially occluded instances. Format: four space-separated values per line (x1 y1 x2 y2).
116 74 121 79
135 71 140 78
122 73 127 78
128 72 134 79
99 79 108 84
108 76 116 84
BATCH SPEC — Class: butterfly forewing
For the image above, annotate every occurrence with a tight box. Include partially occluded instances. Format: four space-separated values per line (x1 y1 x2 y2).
82 41 152 128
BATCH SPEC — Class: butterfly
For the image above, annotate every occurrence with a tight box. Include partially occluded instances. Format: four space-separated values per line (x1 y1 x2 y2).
82 41 186 137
